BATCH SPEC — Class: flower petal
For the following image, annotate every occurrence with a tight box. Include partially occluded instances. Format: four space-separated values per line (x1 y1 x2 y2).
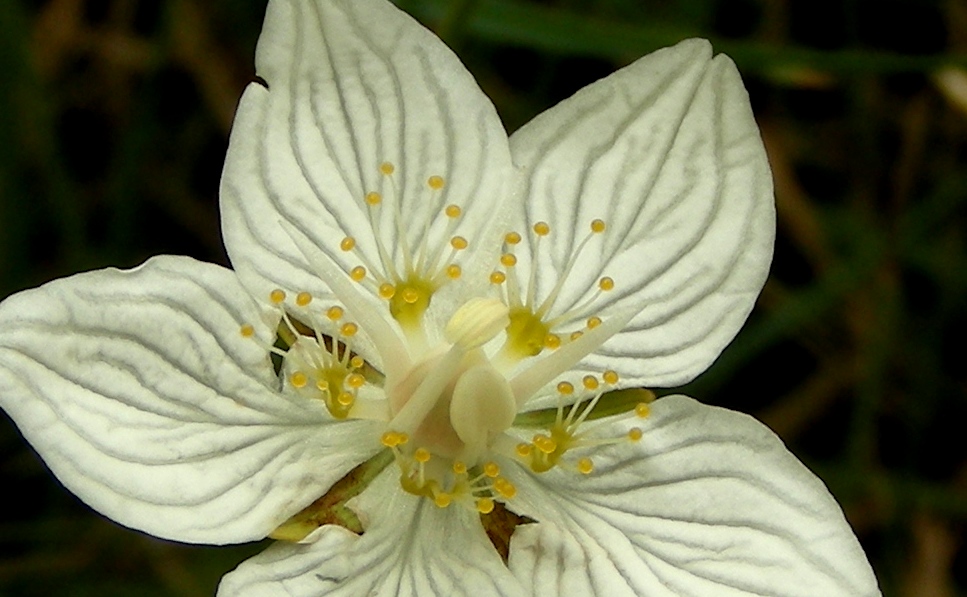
507 39 775 387
220 0 513 311
504 396 880 597
0 256 382 544
218 471 525 596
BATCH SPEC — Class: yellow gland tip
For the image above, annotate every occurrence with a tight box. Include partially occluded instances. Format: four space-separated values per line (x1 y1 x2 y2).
544 334 561 349
365 192 382 205
381 431 403 447
402 287 419 304
350 355 365 369
327 306 344 321
504 231 522 245
337 392 354 406
346 373 365 389
533 221 550 236
379 162 395 175
450 236 468 250
379 283 396 299
583 375 599 391
340 237 356 251
350 266 367 282
476 498 495 514
489 271 506 285
434 493 452 508
452 461 467 475
590 219 606 233
533 434 557 454
428 175 445 190
557 381 574 395
290 372 308 389
494 478 517 499
603 370 619 385
239 324 255 338
414 448 432 463
635 403 651 418
577 458 594 474
340 322 358 337
628 427 644 442
599 277 615 291
586 316 602 329
296 292 312 307
316 379 329 391
515 443 532 457
270 289 286 304
483 462 500 478
445 204 461 218
446 264 462 279
500 253 517 267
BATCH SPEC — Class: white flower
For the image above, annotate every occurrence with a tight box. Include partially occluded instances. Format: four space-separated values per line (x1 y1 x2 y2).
0 0 880 595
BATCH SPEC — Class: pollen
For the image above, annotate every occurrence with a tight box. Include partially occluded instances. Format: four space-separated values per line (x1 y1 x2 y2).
340 237 356 251
428 175 445 190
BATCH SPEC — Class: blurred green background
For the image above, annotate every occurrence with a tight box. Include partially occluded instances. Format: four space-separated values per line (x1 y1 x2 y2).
1 0 965 595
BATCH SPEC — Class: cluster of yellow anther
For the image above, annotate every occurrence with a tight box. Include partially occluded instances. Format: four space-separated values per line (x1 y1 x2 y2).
381 432 517 512
241 289 366 420
515 371 649 474
336 162 469 331
490 219 615 360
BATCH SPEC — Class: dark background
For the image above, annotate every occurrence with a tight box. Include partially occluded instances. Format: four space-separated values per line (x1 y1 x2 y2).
1 0 965 595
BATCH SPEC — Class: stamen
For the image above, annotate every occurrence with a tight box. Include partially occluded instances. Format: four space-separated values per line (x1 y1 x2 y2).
296 292 313 307
380 162 395 175
428 175 445 190
577 458 594 474
270 289 286 304
340 237 356 251
239 324 255 338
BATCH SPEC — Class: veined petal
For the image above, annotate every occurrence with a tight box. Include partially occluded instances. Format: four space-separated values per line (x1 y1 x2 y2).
507 39 774 387
0 256 382 544
221 0 513 314
218 471 525 597
504 396 879 597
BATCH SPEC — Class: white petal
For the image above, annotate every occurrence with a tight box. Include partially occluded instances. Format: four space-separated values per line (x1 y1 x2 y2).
0 256 382 544
504 396 880 597
218 471 525 596
508 39 775 387
220 0 513 312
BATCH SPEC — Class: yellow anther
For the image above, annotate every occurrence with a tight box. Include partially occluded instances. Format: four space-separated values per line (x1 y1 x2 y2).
544 334 561 349
365 192 382 205
402 287 419 304
296 292 313 307
446 264 462 279
590 219 606 233
379 283 396 299
290 372 308 389
414 448 432 463
380 162 395 175
270 289 286 304
533 222 550 236
577 458 594 474
350 266 367 282
476 498 495 514
570 331 584 341
428 175 445 190
316 380 329 392
452 461 467 475
583 375 599 391
515 443 533 458
381 431 403 447
628 427 643 442
327 306 344 321
635 403 651 418
350 355 365 369
239 324 255 338
340 322 358 337
450 236 468 250
603 370 619 385
337 392 354 406
434 493 452 508
445 204 462 218
489 271 506 285
557 381 574 395
346 373 365 389
340 237 356 251
533 434 557 454
599 277 615 291
483 462 500 478
586 316 602 329
504 231 522 245
494 478 517 499
397 433 410 445
500 253 517 267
